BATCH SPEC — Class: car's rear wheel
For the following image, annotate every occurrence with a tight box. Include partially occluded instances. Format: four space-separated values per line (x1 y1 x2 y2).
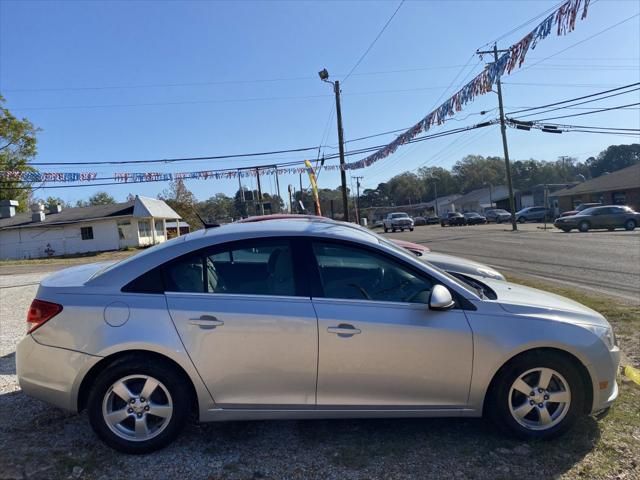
87 358 191 454
625 219 636 231
488 351 584 440
578 221 590 232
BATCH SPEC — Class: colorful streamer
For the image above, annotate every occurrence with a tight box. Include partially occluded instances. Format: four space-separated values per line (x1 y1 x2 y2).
344 0 591 170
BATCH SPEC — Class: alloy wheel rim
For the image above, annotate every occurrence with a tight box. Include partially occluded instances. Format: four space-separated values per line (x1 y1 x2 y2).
508 367 571 431
102 374 173 442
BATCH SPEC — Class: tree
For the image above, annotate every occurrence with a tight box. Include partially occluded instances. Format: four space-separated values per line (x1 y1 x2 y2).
387 173 424 205
586 144 639 177
452 155 505 192
37 196 69 211
199 193 235 221
417 166 459 198
0 96 39 212
158 178 200 230
88 191 116 205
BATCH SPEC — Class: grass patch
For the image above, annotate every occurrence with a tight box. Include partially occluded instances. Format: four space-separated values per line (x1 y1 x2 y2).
0 249 138 266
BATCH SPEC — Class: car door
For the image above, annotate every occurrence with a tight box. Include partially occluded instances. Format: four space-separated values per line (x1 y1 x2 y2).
591 207 612 228
164 237 318 407
308 240 473 407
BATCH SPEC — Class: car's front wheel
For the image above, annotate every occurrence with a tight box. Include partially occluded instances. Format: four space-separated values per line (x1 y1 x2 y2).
488 351 585 440
87 358 191 454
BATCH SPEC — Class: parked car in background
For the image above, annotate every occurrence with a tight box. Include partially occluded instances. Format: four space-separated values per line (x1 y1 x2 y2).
18 219 619 452
515 206 552 223
463 212 487 225
440 212 466 227
554 205 640 232
383 212 414 232
413 216 427 226
559 202 602 218
485 209 512 223
425 215 441 225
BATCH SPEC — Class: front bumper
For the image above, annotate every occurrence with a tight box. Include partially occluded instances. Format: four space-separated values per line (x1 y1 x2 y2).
589 347 621 414
16 335 101 412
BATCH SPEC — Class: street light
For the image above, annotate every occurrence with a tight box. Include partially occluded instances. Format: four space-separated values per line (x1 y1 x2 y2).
319 68 350 222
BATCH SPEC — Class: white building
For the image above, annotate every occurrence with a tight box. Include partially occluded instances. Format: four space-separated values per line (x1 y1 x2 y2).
0 196 182 260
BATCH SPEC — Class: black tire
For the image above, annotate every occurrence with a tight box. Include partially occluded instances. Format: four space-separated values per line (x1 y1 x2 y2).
625 219 636 231
487 351 585 440
518 217 526 223
400 228 404 232
409 227 414 232
87 356 192 454
441 222 446 227
578 221 590 233
384 227 388 233
391 228 396 233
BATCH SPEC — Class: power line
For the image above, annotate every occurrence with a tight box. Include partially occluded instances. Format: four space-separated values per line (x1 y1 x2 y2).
526 102 640 122
342 0 405 82
505 82 640 115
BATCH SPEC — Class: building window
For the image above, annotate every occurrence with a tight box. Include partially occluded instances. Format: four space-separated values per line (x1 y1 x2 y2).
81 226 94 240
612 191 626 205
138 220 151 237
154 220 164 237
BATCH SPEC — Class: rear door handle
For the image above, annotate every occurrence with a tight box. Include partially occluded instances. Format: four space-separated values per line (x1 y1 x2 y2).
327 324 361 337
189 315 224 329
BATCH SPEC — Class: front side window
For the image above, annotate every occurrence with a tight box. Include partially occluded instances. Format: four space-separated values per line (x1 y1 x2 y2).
81 226 94 240
312 242 433 304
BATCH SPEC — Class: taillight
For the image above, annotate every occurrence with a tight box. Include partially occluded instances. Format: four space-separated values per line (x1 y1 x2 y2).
27 299 63 334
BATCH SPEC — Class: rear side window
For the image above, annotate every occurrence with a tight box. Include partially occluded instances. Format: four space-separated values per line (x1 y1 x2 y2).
122 267 164 294
128 238 300 296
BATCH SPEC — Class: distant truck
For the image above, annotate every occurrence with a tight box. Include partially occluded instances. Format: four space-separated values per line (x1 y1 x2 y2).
383 212 414 232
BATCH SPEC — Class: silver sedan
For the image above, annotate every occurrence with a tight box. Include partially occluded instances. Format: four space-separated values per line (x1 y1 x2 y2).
17 220 620 453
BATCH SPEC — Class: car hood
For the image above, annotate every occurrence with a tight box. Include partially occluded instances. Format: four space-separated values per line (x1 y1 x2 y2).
480 278 608 326
40 261 117 287
421 252 505 281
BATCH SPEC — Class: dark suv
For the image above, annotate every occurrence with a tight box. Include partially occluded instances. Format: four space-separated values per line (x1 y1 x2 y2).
440 212 466 227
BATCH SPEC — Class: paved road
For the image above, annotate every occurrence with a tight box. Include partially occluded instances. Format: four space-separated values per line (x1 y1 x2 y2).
386 223 640 304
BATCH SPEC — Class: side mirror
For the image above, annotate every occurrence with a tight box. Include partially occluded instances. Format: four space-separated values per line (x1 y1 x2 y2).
429 284 455 311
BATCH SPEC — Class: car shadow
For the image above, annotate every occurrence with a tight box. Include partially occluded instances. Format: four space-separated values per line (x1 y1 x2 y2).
0 352 15 375
0 387 602 479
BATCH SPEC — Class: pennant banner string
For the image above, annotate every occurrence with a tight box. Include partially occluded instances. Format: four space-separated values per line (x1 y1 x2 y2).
343 0 591 171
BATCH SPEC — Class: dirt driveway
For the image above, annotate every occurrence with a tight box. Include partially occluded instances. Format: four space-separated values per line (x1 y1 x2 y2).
1 269 638 480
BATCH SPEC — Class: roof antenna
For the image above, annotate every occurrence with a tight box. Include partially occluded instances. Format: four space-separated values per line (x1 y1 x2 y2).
193 209 220 229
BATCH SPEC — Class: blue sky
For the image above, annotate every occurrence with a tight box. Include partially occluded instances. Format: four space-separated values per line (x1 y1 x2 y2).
1 0 639 205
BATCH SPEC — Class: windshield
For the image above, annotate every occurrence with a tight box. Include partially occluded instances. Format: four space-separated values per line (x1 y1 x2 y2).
391 213 409 218
578 207 599 215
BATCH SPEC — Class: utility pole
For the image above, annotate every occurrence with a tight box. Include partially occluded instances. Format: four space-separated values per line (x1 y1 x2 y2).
274 166 282 213
319 69 349 222
255 167 264 216
477 44 517 231
353 176 363 225
559 155 571 182
288 185 293 214
334 80 350 222
433 181 438 217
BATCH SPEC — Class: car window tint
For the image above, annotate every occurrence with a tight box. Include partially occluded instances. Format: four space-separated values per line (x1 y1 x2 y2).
164 254 205 293
312 242 433 304
206 241 296 296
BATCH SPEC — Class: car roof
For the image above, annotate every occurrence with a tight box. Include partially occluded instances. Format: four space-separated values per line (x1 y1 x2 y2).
88 219 382 287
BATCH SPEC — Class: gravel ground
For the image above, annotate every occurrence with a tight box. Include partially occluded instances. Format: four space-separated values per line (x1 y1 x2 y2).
1 271 638 480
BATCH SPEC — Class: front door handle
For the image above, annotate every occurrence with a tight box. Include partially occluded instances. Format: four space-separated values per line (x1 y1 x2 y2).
189 315 224 329
327 324 361 337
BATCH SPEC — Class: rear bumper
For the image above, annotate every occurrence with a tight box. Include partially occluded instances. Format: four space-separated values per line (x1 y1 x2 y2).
16 335 101 412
